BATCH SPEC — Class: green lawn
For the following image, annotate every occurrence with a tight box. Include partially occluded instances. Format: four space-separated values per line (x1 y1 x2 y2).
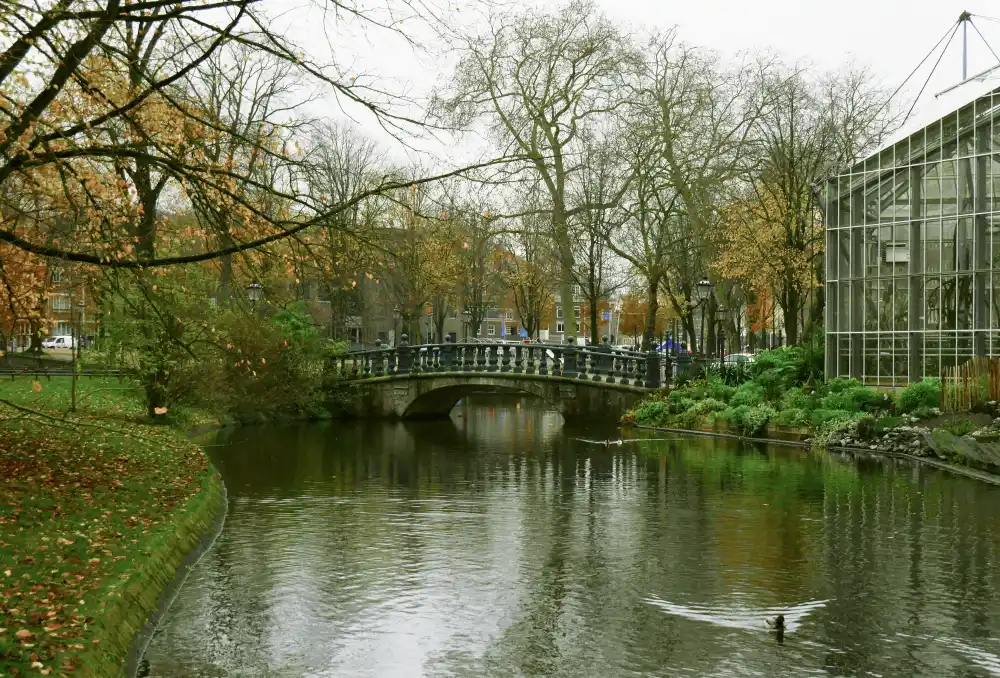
0 376 222 675
0 375 219 429
0 376 146 422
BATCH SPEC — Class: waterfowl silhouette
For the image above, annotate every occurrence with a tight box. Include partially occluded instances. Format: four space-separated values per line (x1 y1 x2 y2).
766 614 785 630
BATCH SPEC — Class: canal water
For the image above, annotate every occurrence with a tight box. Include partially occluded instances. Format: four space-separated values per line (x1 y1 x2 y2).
142 398 1000 676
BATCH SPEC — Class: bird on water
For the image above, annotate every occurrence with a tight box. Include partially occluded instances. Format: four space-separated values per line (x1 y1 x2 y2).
766 614 785 630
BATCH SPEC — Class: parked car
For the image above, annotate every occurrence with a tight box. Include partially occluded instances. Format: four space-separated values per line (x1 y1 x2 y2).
724 352 755 365
41 335 75 349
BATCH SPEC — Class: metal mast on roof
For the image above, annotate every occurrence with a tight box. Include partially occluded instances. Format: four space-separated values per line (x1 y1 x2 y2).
962 10 970 79
888 11 1000 127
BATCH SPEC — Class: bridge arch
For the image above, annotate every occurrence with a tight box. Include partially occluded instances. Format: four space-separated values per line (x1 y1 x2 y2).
402 382 560 418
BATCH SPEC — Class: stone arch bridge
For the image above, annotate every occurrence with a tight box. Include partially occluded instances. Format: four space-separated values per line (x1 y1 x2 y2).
327 340 666 421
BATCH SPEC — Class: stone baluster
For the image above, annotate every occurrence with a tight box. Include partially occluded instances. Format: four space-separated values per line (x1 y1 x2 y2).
539 347 549 375
513 345 523 373
501 345 512 372
474 344 485 371
524 346 535 374
563 338 577 378
602 337 616 383
442 338 454 371
397 335 412 374
634 352 647 385
622 353 635 384
486 345 498 372
645 349 660 388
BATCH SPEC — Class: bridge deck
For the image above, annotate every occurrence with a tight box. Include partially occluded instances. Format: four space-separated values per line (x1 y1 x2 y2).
332 341 668 389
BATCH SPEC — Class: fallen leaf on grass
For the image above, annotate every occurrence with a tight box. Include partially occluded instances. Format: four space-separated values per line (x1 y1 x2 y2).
16 628 34 639
32 381 42 393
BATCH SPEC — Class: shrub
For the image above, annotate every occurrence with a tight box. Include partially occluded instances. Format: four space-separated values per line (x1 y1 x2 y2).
774 407 810 427
780 387 816 412
810 408 855 429
824 377 864 394
633 401 669 426
691 397 728 415
898 379 941 413
855 414 877 440
722 404 777 436
704 361 753 386
730 381 766 408
814 411 864 445
942 417 977 436
748 347 808 399
911 405 937 420
818 383 882 412
706 378 736 403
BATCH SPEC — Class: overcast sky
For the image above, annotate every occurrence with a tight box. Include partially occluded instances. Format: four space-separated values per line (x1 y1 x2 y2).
285 1 1000 163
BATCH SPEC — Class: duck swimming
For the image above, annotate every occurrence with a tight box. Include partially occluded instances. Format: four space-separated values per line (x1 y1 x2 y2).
766 614 785 630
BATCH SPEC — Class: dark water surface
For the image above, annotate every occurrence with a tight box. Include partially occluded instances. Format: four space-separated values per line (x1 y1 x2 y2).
142 398 1000 677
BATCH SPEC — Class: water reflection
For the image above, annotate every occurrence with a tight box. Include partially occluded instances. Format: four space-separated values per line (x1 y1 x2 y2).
143 397 1000 677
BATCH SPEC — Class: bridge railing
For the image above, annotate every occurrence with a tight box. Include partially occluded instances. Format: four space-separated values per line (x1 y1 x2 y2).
331 337 669 389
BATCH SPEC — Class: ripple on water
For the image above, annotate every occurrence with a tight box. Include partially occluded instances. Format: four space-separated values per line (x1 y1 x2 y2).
141 411 1000 677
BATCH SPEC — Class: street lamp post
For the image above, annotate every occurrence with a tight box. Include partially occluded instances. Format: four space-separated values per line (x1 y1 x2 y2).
694 277 714 355
461 309 472 342
716 306 727 369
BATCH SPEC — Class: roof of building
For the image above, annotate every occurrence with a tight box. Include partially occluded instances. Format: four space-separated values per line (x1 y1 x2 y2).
874 64 1000 157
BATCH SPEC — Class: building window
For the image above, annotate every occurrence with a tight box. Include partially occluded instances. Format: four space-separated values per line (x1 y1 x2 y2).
51 269 63 284
556 322 565 333
55 322 71 335
487 325 496 336
505 310 513 320
51 294 70 311
556 305 563 319
576 321 581 333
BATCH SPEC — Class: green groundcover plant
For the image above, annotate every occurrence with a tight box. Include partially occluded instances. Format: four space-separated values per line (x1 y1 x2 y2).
624 346 943 440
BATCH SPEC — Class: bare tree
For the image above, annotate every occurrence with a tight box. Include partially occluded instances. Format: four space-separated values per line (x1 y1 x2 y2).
569 138 629 344
620 31 770 351
722 65 897 344
433 0 640 338
0 1 499 268
502 218 554 341
303 121 386 337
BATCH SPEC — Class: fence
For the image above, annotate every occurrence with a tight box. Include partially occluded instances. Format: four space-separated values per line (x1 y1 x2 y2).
940 356 1000 413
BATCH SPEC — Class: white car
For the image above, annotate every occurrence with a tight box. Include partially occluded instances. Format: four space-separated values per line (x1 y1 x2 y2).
41 335 75 349
724 352 754 365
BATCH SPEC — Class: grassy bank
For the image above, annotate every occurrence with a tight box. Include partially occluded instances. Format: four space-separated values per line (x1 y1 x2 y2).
0 376 224 676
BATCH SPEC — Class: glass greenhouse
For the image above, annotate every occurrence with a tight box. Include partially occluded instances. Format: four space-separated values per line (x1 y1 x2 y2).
825 72 1000 385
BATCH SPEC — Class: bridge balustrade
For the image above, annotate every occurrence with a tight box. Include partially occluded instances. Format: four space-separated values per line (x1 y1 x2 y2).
331 337 669 389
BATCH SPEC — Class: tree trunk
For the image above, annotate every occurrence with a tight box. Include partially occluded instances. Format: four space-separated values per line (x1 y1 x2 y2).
706 297 717 358
643 277 659 351
682 314 697 353
589 298 599 344
782 280 801 345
